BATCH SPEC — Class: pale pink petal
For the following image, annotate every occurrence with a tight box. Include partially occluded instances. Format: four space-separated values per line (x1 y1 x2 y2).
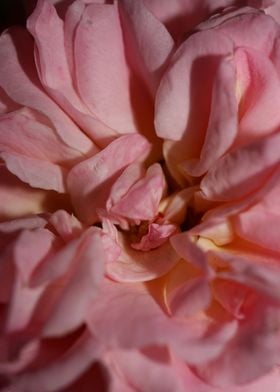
5 275 45 333
42 229 105 336
234 180 280 252
265 1 280 23
235 48 280 145
110 163 165 221
213 249 280 301
87 279 237 365
67 134 150 224
0 215 47 234
181 57 238 176
106 162 144 211
213 8 279 55
0 86 20 115
190 218 235 247
104 347 186 392
107 231 179 282
27 0 77 93
176 358 280 392
1 151 67 192
119 0 174 93
198 166 280 224
143 0 256 40
31 236 84 286
167 278 211 318
14 228 58 284
171 232 211 273
155 30 234 144
48 210 84 242
14 333 101 392
0 28 94 155
0 108 83 165
74 3 137 133
131 223 177 251
28 0 114 145
201 132 280 201
194 302 280 386
213 280 250 319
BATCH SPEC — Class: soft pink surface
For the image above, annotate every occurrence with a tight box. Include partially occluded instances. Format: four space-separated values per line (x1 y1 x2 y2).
1 1 280 391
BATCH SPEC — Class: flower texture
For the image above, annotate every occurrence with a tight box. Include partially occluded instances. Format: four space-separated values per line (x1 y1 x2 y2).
1 0 280 391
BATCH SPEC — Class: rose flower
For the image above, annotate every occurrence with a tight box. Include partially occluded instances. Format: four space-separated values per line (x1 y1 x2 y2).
1 0 280 391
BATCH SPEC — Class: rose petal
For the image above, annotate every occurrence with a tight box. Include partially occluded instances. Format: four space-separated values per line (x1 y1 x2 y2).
155 30 234 142
14 333 101 392
194 302 280 386
181 56 238 176
110 163 165 221
107 231 179 282
201 132 280 201
1 151 67 192
119 0 174 93
0 28 94 155
103 347 186 392
87 279 237 365
42 229 105 336
67 134 150 224
74 3 136 133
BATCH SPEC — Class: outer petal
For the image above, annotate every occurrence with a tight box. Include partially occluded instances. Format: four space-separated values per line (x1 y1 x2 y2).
181 57 238 176
194 302 280 386
36 229 105 337
155 30 234 145
0 28 94 155
74 3 136 133
1 151 67 192
0 109 82 165
176 359 280 392
104 347 186 392
234 174 280 252
87 279 237 365
211 7 279 55
119 0 174 93
213 249 280 301
143 0 261 40
13 333 101 392
235 48 280 145
201 132 280 201
28 0 117 144
167 278 211 319
0 108 86 191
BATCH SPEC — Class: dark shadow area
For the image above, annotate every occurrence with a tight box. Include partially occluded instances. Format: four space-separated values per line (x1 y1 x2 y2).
0 0 26 33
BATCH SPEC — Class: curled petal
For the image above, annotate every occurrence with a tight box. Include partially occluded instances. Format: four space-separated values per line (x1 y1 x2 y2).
67 134 150 224
110 163 165 221
106 231 179 282
13 333 101 392
201 132 280 201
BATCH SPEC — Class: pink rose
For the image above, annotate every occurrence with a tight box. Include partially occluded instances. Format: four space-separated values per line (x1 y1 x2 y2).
1 0 280 391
